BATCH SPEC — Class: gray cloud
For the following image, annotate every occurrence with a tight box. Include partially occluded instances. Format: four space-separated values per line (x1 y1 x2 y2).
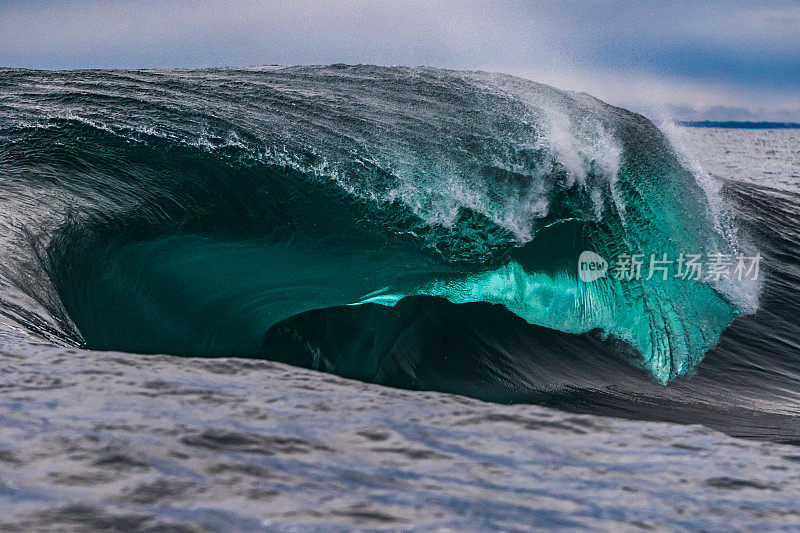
1 0 798 121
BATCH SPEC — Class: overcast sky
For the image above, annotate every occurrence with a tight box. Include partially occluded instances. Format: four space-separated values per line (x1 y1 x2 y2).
2 0 798 122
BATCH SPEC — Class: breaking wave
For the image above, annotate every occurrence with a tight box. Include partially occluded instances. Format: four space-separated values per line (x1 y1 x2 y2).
0 65 765 400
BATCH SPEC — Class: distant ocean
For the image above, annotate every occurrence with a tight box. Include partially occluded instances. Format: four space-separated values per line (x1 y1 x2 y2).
677 120 800 129
1 66 799 530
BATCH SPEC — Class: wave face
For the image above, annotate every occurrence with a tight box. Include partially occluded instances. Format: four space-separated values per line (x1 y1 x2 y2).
0 66 750 391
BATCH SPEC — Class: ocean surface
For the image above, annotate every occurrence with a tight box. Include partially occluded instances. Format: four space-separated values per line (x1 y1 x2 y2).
1 66 799 530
